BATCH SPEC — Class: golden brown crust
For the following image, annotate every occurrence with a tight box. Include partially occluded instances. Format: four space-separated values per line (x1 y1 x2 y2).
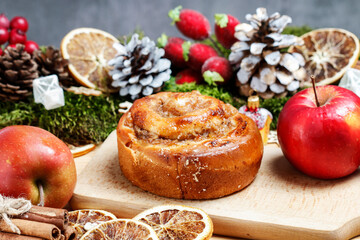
116 91 263 199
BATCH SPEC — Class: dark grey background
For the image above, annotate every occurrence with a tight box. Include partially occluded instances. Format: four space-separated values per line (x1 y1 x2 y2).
0 0 359 47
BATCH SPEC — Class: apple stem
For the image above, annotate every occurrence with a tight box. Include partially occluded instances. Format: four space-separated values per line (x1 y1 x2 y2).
311 75 320 107
37 182 45 207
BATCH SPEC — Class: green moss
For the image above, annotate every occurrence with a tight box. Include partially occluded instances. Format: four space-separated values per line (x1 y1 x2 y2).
283 25 313 36
162 77 245 108
0 92 124 145
0 100 38 127
260 96 291 130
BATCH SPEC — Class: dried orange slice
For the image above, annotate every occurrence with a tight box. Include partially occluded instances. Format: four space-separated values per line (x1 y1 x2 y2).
68 143 96 158
134 205 213 240
60 28 119 92
289 28 360 87
68 209 117 239
79 219 159 240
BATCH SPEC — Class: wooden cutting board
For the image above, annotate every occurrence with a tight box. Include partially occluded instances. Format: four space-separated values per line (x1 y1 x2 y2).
70 131 360 240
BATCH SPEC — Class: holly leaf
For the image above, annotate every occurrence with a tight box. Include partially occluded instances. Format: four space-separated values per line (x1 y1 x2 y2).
214 14 228 28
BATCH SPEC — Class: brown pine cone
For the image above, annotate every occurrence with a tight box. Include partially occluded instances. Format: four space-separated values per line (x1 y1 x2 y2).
34 46 79 89
0 44 39 101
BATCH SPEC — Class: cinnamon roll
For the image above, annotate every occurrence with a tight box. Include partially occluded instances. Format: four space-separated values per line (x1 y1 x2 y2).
116 91 263 199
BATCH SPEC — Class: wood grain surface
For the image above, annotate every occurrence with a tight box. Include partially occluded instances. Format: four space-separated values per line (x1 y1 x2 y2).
71 131 360 240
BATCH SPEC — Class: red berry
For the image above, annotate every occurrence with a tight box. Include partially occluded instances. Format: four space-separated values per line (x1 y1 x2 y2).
24 40 39 54
0 47 3 56
175 68 203 84
10 16 28 32
164 37 187 69
0 27 9 45
201 56 233 85
169 6 210 40
9 28 26 44
214 14 240 49
183 42 218 72
0 13 10 29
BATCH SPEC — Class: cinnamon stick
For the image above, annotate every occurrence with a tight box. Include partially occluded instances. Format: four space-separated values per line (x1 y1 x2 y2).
29 206 68 222
63 225 77 240
0 218 61 240
15 206 68 231
18 213 66 231
0 232 43 240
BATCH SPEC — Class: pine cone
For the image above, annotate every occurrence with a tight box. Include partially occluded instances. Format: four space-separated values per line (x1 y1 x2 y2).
229 8 306 99
108 34 172 100
34 46 79 89
0 44 39 101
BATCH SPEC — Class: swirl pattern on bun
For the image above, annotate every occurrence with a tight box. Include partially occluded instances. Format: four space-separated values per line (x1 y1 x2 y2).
116 91 263 199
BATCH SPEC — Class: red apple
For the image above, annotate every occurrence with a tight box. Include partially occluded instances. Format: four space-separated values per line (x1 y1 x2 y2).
277 85 360 179
0 125 77 208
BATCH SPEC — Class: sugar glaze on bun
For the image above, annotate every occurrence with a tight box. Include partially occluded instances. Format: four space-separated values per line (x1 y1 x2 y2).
116 91 263 199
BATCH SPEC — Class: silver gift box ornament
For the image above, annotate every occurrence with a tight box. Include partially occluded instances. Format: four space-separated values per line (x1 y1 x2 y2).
339 68 360 97
33 74 65 110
